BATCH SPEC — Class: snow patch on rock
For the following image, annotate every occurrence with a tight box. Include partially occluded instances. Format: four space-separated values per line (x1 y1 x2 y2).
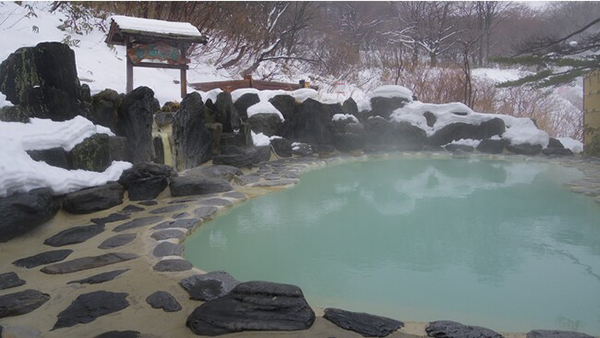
0 116 132 197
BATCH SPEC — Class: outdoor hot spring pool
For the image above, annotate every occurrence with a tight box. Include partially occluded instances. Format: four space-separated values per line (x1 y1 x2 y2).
184 158 600 334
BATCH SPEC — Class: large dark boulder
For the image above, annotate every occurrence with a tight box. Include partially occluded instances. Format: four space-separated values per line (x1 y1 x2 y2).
27 147 70 169
69 133 111 172
333 133 366 153
423 111 436 127
118 163 176 201
474 118 505 139
214 146 270 168
284 98 333 145
542 148 573 156
323 308 404 337
170 177 233 197
248 113 282 136
116 86 155 164
342 98 359 116
186 281 315 336
234 93 260 120
269 95 297 121
476 138 506 154
173 92 212 169
0 188 59 243
365 117 426 150
89 89 121 132
205 92 239 133
332 115 358 134
270 138 293 157
506 143 542 155
370 96 409 119
62 182 125 214
526 330 594 338
0 105 30 122
548 138 565 149
0 42 90 121
154 112 174 128
428 123 479 146
426 320 502 338
292 142 313 157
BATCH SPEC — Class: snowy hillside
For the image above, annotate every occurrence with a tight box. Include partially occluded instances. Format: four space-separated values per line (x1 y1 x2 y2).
0 2 233 106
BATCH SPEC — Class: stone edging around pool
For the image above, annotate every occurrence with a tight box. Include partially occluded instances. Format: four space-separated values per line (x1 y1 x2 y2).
1 151 599 338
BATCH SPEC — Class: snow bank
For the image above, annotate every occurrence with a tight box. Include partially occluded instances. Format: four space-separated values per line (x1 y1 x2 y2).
247 101 284 121
557 137 583 153
371 85 413 101
0 116 132 197
0 116 114 151
390 101 550 147
501 116 550 148
332 114 359 123
111 15 203 37
251 131 271 147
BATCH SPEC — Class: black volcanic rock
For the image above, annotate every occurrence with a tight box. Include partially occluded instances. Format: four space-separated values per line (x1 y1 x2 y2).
179 271 239 301
62 182 124 214
13 249 73 268
0 289 50 318
426 320 503 338
44 223 105 247
0 188 59 243
186 281 315 336
146 291 181 312
53 291 129 329
323 308 404 337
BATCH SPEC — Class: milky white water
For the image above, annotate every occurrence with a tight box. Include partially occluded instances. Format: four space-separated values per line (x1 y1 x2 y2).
185 158 600 335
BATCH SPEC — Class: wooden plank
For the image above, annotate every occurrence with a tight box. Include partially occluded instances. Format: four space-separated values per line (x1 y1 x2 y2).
126 40 133 93
180 44 187 98
133 62 189 70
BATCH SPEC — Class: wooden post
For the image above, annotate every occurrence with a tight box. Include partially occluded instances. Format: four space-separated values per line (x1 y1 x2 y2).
180 44 187 98
126 39 133 93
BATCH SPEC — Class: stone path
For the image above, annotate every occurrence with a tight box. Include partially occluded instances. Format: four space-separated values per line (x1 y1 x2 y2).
1 153 600 337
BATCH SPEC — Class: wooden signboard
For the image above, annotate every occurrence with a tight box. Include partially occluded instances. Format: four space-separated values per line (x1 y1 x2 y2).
127 42 190 65
584 71 600 145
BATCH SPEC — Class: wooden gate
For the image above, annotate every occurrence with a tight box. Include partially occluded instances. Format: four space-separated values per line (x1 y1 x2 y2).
584 71 600 145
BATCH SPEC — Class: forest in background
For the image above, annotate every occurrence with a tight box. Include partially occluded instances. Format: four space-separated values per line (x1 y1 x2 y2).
28 1 600 140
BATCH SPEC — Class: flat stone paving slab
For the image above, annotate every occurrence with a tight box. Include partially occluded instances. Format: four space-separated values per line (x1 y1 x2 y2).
151 218 201 231
41 253 138 274
151 229 186 241
53 291 129 330
149 204 188 214
98 233 137 249
153 259 192 272
43 224 105 247
152 242 184 257
0 289 50 318
193 206 218 219
67 269 129 285
113 216 164 232
91 213 130 225
13 249 73 268
146 291 181 312
95 331 141 338
0 272 26 290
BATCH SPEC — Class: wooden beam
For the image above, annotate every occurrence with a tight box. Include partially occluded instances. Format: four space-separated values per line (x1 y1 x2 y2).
132 62 189 70
180 44 187 98
126 39 133 93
